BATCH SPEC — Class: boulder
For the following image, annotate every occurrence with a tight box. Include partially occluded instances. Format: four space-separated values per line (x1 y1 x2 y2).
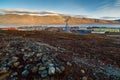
38 70 48 77
48 66 55 75
22 70 29 77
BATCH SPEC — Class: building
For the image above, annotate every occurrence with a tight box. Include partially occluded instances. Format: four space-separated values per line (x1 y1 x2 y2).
92 28 120 33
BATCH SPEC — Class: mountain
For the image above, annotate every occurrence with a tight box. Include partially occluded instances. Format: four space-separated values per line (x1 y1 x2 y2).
115 19 120 22
0 14 119 25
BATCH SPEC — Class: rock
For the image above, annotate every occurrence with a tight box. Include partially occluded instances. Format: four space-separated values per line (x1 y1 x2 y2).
18 65 24 69
38 70 48 77
55 67 62 73
36 53 42 58
39 67 46 71
81 69 85 74
25 64 33 70
7 62 13 67
82 76 87 80
29 58 33 62
34 53 42 61
0 67 9 74
48 63 54 67
0 53 2 56
10 77 18 80
37 53 42 56
10 72 18 77
13 62 20 67
67 62 72 66
22 70 29 77
41 55 49 62
11 56 18 62
23 55 28 61
9 41 19 47
0 69 8 74
31 67 38 73
21 49 25 52
0 37 65 79
58 47 65 51
24 47 31 52
60 66 65 72
48 66 55 75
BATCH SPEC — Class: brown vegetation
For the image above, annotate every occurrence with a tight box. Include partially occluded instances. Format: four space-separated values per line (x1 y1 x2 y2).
1 31 119 67
0 31 120 80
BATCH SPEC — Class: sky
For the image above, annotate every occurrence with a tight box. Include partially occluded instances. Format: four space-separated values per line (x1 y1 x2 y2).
0 0 120 20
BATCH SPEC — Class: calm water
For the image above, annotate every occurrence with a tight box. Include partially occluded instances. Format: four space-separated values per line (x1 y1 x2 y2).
0 24 120 28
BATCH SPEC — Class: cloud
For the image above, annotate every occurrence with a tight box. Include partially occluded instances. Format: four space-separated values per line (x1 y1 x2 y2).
71 15 88 18
93 0 120 20
0 9 63 16
101 17 120 20
0 8 89 19
115 0 120 6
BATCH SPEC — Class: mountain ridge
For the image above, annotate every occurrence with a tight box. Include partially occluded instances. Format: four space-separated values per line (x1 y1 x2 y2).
115 19 120 22
0 14 120 25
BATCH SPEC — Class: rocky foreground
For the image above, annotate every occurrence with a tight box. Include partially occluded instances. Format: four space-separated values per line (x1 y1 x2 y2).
0 31 120 80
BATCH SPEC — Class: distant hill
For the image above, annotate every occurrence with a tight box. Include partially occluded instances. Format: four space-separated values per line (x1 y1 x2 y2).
0 14 119 25
115 19 120 22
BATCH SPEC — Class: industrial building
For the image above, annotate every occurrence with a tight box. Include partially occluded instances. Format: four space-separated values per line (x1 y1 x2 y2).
93 28 120 32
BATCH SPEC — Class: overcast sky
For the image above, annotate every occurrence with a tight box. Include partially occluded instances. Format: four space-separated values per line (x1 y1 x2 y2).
0 0 120 20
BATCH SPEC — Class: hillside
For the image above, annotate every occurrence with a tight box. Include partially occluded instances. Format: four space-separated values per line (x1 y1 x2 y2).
0 14 119 24
115 19 120 22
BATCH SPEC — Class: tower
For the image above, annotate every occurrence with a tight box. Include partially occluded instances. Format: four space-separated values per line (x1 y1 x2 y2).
64 16 71 32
